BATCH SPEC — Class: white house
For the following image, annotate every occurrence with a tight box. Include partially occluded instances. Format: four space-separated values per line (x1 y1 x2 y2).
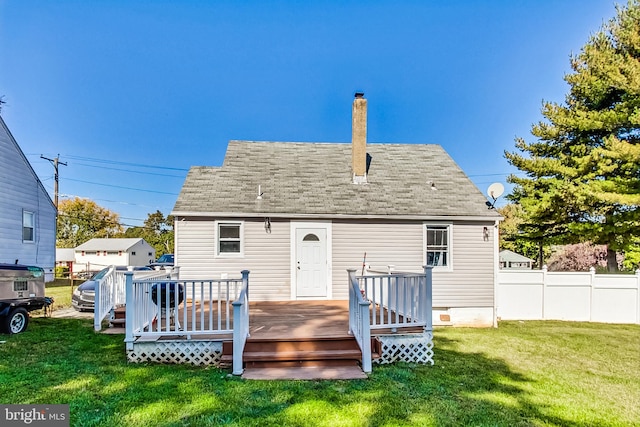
499 249 534 269
74 238 155 272
0 115 56 280
172 94 502 327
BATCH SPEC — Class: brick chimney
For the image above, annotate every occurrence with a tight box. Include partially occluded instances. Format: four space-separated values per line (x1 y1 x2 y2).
352 92 367 184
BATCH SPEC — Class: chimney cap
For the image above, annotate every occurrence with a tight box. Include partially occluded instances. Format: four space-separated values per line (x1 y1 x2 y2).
354 92 365 99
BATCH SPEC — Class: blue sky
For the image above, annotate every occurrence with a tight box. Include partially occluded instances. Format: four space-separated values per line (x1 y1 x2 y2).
0 1 616 227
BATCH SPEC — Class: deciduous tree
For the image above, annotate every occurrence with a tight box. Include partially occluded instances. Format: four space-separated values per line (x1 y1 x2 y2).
123 210 174 256
546 242 624 272
497 204 549 266
57 197 123 247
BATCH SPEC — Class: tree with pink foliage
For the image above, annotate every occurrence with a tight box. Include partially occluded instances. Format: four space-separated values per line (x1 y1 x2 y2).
547 243 623 272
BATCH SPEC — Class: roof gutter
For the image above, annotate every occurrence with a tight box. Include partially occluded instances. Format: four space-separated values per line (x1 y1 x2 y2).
171 211 503 222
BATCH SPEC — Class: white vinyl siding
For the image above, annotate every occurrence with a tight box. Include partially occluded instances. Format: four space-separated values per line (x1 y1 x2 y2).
434 221 495 308
175 217 496 308
176 218 291 301
0 118 56 270
332 220 425 300
332 220 495 307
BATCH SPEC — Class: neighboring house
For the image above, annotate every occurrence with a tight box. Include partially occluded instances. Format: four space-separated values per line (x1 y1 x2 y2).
0 115 56 280
172 94 502 326
500 250 534 269
74 238 155 272
56 248 76 275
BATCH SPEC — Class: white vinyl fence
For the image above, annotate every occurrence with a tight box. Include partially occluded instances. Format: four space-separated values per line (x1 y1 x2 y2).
498 267 640 324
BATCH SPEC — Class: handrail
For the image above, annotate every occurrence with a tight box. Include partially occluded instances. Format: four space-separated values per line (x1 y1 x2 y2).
94 266 118 331
348 268 372 373
124 270 251 364
360 267 433 331
348 266 433 373
95 267 173 331
232 270 250 375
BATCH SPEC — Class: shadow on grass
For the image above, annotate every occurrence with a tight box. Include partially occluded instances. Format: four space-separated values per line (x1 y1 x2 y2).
0 318 592 426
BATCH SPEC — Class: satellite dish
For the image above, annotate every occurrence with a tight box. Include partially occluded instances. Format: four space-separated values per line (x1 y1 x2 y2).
487 182 504 199
485 182 504 209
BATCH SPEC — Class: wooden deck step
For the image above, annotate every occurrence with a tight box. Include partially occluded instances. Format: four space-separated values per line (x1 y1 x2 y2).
110 306 127 328
246 336 361 352
241 364 368 380
221 336 381 375
244 348 362 363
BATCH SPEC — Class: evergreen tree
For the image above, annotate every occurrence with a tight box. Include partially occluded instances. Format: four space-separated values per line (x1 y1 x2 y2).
506 1 640 271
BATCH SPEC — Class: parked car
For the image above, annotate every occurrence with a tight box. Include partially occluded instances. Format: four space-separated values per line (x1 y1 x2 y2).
72 266 152 312
148 254 174 269
0 264 53 334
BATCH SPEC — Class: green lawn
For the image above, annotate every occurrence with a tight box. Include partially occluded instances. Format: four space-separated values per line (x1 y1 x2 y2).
0 318 638 427
45 282 76 311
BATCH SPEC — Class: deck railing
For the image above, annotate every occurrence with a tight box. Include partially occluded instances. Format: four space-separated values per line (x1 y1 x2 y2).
232 270 250 375
348 266 433 372
361 267 433 331
94 266 119 331
347 269 372 373
124 271 250 354
94 267 172 331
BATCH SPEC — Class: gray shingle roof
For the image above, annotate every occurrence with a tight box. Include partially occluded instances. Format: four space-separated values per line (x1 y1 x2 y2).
500 250 534 263
172 141 500 219
75 238 147 251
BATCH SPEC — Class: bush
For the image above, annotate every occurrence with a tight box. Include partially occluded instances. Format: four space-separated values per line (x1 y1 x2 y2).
547 243 624 272
54 265 69 278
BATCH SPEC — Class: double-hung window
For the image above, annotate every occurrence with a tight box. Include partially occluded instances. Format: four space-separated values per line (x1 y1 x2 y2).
425 224 451 269
23 211 35 242
216 221 243 256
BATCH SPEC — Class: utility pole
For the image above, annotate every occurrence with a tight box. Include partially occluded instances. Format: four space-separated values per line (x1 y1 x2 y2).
41 154 67 208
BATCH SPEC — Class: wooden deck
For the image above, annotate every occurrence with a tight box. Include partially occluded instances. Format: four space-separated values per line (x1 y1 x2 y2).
124 299 430 378
125 299 421 341
248 300 351 340
126 300 352 341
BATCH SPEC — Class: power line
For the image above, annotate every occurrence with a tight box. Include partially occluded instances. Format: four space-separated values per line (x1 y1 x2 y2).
63 154 190 172
40 154 67 208
63 177 179 195
73 162 185 178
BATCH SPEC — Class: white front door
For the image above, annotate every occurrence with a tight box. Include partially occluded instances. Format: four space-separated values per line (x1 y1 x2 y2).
296 228 327 298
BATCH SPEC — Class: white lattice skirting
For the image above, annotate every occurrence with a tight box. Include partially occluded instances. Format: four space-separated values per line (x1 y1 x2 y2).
374 331 434 365
127 341 223 365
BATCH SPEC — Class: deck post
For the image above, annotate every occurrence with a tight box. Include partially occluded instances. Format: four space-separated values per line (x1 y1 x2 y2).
232 270 250 376
124 272 134 351
241 270 249 303
93 274 101 331
360 300 372 373
232 301 244 375
424 266 433 332
347 269 357 335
